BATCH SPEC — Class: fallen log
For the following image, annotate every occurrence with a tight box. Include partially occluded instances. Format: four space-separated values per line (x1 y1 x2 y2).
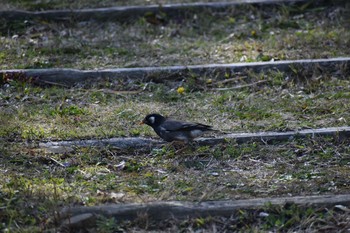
60 194 350 229
0 0 306 21
39 126 350 152
2 57 350 86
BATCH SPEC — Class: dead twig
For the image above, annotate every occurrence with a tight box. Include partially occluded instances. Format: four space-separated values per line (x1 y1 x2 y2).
37 80 70 88
95 89 143 95
212 80 268 91
50 157 66 167
216 75 248 85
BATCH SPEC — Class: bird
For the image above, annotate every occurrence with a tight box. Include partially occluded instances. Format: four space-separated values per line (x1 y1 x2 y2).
141 113 214 143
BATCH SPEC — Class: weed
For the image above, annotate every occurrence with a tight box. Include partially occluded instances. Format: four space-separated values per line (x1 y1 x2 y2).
96 216 121 233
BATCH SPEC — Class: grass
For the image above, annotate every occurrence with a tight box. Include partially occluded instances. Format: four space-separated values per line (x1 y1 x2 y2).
1 63 350 232
0 2 349 69
1 0 350 232
1 67 349 140
1 133 350 231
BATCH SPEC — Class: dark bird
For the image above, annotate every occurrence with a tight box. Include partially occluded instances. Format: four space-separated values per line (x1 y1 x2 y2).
141 113 214 143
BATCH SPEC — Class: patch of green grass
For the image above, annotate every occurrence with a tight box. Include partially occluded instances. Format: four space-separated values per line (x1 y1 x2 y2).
1 66 349 140
261 203 315 231
96 216 122 233
49 104 88 116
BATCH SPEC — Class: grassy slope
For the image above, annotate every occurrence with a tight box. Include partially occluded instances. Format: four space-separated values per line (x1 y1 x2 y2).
0 3 349 69
1 1 350 232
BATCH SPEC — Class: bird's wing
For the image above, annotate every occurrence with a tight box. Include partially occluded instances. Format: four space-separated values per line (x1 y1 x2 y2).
162 120 212 132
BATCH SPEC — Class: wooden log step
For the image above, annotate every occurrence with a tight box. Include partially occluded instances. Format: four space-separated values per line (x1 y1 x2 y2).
0 0 308 21
59 194 350 229
39 126 350 151
2 57 350 86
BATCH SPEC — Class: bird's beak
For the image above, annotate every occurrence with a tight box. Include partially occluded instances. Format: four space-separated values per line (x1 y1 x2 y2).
139 120 145 125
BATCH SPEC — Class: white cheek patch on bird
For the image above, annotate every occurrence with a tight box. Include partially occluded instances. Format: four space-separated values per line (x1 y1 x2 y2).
148 116 155 124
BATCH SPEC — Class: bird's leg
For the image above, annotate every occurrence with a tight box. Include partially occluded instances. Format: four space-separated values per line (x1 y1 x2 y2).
162 141 183 153
174 140 196 154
